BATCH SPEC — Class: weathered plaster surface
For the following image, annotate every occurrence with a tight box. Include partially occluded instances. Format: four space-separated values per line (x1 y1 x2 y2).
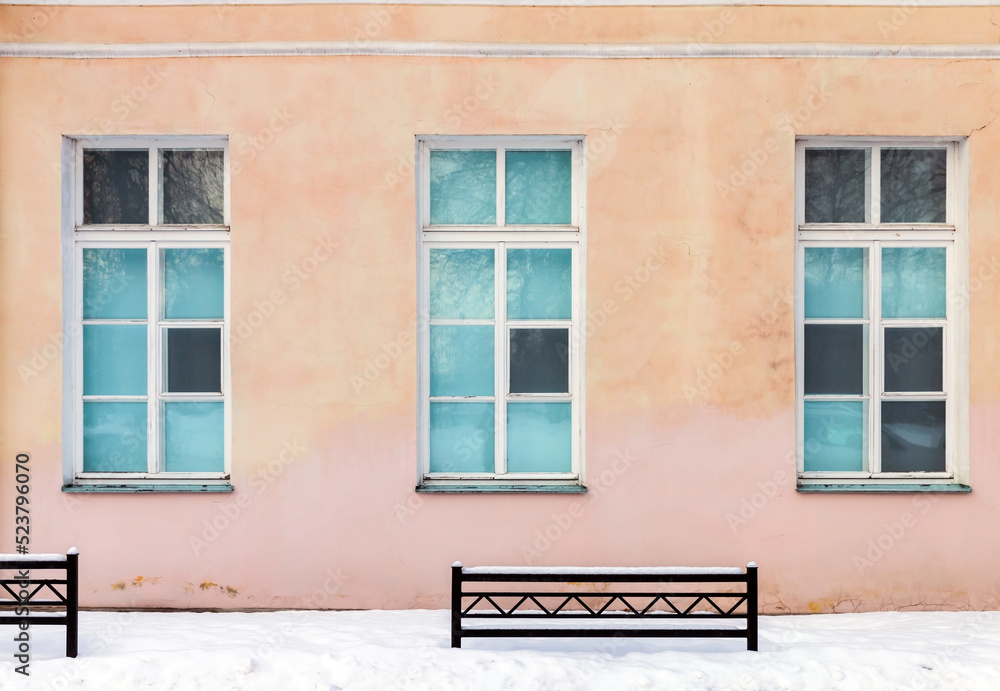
2 6 1000 611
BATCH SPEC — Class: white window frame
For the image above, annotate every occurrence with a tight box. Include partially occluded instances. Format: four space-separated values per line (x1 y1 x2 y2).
795 137 969 487
416 136 586 489
63 136 232 488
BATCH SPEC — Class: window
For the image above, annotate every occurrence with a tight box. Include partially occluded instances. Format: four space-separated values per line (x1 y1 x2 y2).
417 137 584 490
64 137 231 490
795 138 968 490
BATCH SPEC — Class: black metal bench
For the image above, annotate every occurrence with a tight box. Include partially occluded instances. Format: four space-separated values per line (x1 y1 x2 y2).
0 549 79 658
451 561 758 651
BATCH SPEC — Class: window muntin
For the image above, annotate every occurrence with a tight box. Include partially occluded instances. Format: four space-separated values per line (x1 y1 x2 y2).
71 137 229 484
796 138 964 485
419 137 583 487
79 140 228 228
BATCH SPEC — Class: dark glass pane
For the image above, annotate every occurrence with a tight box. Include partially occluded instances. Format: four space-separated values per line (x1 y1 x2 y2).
884 328 943 393
509 329 569 394
166 328 221 393
161 149 225 224
804 324 864 395
881 148 946 223
881 401 946 472
83 149 149 224
804 148 869 223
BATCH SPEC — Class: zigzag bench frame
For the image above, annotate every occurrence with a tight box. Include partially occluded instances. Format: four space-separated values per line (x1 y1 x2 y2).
0 550 79 658
451 562 758 651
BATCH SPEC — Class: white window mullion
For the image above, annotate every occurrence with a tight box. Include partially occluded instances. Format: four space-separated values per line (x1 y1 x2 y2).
945 242 955 476
870 146 881 226
496 148 506 227
148 146 158 226
75 142 85 227
75 244 85 477
495 241 507 475
148 242 159 474
871 240 882 475
223 242 232 476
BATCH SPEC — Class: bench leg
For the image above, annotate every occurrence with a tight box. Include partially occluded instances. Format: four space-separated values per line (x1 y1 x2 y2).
67 551 79 657
451 563 462 648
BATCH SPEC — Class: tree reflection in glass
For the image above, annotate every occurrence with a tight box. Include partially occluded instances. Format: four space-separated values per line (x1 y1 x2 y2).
160 149 225 224
83 150 149 224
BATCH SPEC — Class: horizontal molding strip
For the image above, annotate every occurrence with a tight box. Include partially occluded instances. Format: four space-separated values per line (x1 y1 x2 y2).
1 0 996 5
5 41 1000 60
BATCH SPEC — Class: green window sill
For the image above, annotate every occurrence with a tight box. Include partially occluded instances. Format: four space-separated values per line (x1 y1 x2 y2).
417 484 587 494
63 483 234 493
797 483 971 494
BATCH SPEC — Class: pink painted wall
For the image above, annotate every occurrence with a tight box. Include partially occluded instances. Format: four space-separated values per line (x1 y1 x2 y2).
1 4 1000 612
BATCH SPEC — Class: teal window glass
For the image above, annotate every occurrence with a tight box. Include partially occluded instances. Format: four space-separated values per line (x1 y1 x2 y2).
803 401 865 472
881 248 946 318
83 248 147 320
430 402 495 473
507 249 572 319
505 150 572 225
430 150 496 225
429 325 494 397
164 402 225 472
163 248 224 319
507 402 572 473
83 325 147 396
804 247 865 319
83 402 148 472
429 248 494 319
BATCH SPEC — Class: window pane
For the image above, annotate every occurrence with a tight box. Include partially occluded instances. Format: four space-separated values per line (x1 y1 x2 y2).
509 328 569 394
881 247 946 318
884 327 943 393
160 149 225 225
429 402 495 473
165 328 222 393
430 150 496 225
429 248 494 319
881 148 946 224
83 401 148 472
804 324 864 395
507 402 572 473
163 248 225 319
83 248 147 320
505 150 572 225
83 325 148 396
804 247 866 319
164 402 224 472
507 248 572 319
803 401 865 472
83 149 149 225
429 325 494 397
881 401 946 472
804 148 869 224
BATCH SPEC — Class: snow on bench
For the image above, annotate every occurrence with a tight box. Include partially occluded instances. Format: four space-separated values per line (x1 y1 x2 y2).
451 562 758 651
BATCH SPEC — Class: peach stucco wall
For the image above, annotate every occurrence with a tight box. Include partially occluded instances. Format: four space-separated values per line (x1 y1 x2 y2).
2 4 1000 613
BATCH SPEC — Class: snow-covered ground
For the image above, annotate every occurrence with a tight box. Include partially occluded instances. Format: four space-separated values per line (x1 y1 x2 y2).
2 609 999 690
